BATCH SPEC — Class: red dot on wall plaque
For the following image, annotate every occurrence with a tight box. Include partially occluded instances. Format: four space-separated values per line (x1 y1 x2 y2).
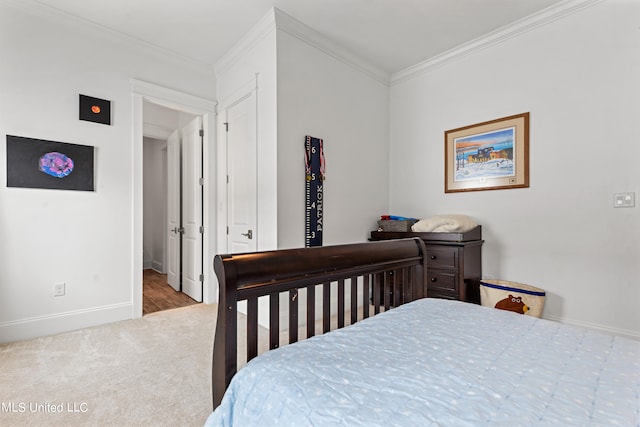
91 105 101 114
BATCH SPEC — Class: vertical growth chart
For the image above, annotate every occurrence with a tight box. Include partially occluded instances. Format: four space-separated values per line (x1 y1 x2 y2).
305 135 325 247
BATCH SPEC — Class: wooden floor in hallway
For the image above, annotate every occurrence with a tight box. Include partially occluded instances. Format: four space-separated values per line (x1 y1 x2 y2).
143 269 199 315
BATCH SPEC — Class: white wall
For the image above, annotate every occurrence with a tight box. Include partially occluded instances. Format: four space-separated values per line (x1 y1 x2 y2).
389 1 640 338
0 2 216 343
143 137 167 272
276 29 390 248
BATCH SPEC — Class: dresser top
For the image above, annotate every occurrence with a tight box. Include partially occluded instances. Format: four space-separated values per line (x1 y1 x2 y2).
370 225 482 242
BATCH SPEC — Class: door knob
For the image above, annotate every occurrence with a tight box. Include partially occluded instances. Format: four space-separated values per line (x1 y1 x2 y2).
171 227 185 234
241 230 253 239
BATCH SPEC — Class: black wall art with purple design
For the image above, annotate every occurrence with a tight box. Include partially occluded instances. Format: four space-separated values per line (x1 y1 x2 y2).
6 135 94 191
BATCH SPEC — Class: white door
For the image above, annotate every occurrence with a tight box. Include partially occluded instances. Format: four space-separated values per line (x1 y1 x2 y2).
226 92 257 253
166 129 180 292
181 116 203 302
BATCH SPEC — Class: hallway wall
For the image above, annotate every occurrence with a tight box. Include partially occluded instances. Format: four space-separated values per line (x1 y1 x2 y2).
143 137 167 272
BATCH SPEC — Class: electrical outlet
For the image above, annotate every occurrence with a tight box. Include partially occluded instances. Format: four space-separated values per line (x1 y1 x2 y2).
54 282 65 297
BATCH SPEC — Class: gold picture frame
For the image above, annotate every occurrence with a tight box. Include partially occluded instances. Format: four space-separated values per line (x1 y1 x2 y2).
445 112 529 193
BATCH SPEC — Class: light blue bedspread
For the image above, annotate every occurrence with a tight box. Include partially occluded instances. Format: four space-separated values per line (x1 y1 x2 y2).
206 299 640 426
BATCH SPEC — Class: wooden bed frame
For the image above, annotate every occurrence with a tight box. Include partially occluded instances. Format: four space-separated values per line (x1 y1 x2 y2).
211 238 427 407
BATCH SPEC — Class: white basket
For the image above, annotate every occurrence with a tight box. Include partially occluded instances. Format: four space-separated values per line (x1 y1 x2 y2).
480 280 545 318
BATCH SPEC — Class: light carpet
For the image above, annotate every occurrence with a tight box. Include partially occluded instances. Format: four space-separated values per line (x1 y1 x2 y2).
0 304 225 427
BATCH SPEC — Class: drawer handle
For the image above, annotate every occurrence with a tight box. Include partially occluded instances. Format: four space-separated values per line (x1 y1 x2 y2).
431 277 437 282
430 255 437 260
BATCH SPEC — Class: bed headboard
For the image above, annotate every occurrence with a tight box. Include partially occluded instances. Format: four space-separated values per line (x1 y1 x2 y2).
212 237 427 407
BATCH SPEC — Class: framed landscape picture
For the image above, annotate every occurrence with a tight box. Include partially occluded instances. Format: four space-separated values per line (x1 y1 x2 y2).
445 112 529 193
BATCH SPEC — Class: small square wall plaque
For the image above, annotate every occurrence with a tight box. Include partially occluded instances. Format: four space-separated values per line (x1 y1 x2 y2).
79 94 111 125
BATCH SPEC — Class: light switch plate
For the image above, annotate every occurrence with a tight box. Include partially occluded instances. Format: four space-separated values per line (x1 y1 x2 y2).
613 192 635 208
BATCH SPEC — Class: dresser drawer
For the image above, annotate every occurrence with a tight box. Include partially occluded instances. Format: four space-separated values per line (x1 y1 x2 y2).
426 246 457 270
427 269 457 294
428 290 458 300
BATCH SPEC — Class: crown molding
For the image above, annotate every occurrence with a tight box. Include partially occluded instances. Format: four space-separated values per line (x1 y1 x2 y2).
273 8 390 86
2 0 215 75
214 7 390 86
391 0 604 85
213 8 278 77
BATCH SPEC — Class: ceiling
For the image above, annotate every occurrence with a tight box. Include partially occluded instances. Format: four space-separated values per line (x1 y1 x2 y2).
30 0 566 75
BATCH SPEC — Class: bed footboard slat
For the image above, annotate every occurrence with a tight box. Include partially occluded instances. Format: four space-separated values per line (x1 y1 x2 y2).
247 297 258 361
212 238 427 408
350 278 358 325
322 282 331 333
289 290 299 344
307 285 316 338
401 268 410 303
363 275 370 319
383 272 391 311
393 269 401 307
337 279 345 329
373 273 381 314
269 294 279 349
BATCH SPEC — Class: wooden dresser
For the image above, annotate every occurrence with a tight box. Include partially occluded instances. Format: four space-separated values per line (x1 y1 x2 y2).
370 226 483 304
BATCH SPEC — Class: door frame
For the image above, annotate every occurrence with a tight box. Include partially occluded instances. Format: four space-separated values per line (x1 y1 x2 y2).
215 78 259 255
179 116 205 302
223 89 258 255
132 79 217 318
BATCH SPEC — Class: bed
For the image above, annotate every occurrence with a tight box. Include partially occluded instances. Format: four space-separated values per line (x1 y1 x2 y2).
207 238 640 426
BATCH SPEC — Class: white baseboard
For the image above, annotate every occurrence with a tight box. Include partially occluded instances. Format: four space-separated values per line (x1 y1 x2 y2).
143 261 165 273
542 314 640 341
151 260 165 274
0 302 133 344
2 302 635 345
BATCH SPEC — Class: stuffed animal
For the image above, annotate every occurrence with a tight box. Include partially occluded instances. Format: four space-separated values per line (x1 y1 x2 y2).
495 294 529 315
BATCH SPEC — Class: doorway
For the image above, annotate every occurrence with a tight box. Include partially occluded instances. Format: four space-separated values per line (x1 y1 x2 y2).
132 80 217 319
222 89 258 254
142 103 202 313
143 269 198 315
